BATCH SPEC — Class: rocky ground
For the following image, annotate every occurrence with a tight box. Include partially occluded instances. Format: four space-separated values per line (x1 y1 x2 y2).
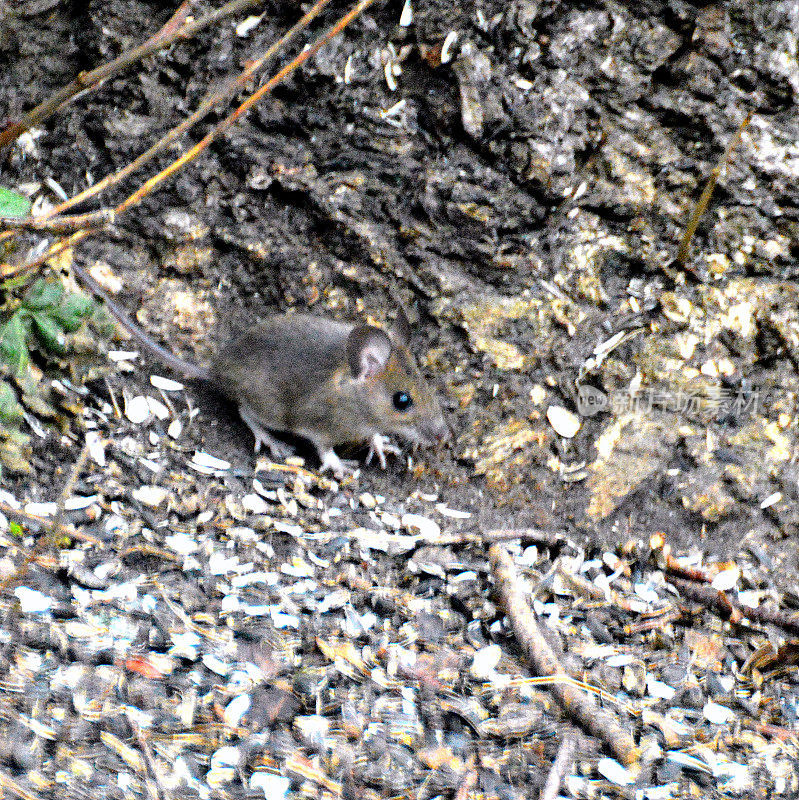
0 0 798 798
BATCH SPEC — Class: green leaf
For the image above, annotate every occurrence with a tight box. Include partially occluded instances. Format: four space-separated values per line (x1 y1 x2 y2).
22 279 64 311
0 187 31 219
8 521 23 537
1 272 31 291
54 292 94 332
32 312 66 354
0 313 30 378
0 380 23 424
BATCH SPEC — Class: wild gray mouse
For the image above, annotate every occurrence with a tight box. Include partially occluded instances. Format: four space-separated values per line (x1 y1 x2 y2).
72 264 449 476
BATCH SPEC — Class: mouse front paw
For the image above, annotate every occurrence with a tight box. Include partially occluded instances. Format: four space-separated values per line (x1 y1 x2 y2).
365 434 402 469
319 449 359 479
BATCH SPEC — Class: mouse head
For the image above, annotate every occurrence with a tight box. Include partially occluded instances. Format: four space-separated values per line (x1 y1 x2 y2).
345 322 448 446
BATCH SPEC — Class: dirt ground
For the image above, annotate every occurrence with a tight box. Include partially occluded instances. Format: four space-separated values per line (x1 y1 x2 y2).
4 0 799 552
1 0 798 798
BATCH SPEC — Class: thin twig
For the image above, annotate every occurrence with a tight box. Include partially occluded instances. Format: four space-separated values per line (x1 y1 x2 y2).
0 0 265 149
0 502 104 547
1 0 334 231
285 753 343 796
675 111 753 268
0 209 116 235
0 770 44 800
539 730 578 800
624 607 685 635
489 543 640 768
154 582 227 643
667 575 799 636
132 720 167 800
1 223 104 279
0 442 90 592
663 554 712 583
477 527 570 546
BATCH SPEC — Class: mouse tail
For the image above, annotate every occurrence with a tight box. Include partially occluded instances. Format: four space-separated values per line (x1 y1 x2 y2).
72 263 211 381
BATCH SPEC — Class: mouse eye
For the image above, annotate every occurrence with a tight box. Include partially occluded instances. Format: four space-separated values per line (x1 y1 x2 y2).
392 391 413 411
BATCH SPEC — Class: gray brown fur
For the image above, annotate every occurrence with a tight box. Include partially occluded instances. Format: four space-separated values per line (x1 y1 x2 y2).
73 264 447 469
210 315 448 454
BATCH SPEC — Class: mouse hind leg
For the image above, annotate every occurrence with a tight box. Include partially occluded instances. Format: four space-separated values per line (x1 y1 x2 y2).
238 403 355 479
238 403 295 460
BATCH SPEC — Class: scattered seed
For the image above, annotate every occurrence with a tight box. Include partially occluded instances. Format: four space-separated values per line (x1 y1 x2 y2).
132 486 169 508
124 395 151 424
546 405 581 438
150 375 185 391
401 513 441 539
235 14 263 36
14 587 53 614
167 419 183 439
399 0 412 26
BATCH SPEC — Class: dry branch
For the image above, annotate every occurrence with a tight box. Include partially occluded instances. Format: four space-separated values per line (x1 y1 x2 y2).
0 0 265 149
1 0 334 233
667 575 799 637
489 543 640 768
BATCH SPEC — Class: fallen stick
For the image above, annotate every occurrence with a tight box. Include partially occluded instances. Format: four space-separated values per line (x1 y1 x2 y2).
539 730 578 800
667 575 799 637
489 543 640 768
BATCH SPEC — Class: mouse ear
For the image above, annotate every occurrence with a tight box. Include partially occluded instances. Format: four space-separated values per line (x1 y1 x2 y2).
347 325 392 379
392 307 413 347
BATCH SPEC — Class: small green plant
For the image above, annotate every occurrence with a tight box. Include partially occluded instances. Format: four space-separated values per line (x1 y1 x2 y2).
1 278 96 373
0 187 32 218
1 187 109 476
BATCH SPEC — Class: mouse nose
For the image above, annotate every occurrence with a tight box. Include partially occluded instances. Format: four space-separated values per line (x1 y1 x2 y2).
427 413 451 446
